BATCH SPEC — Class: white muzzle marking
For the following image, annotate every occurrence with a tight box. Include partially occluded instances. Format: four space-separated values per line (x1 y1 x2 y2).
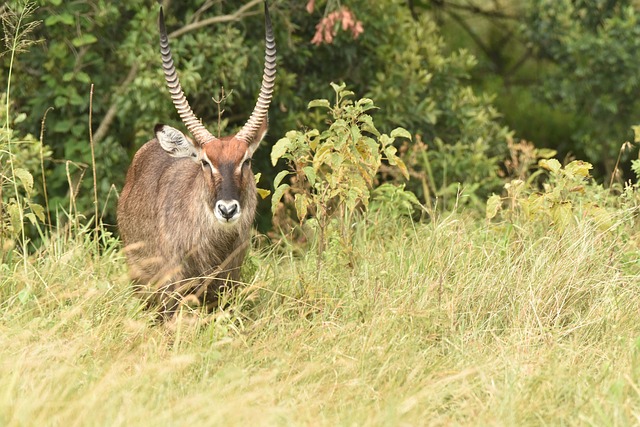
215 200 241 224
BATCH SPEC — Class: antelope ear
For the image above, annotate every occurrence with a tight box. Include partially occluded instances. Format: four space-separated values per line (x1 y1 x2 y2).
247 116 269 157
155 124 200 160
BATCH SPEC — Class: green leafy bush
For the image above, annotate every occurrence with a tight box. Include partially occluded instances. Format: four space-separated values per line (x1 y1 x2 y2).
1 3 51 263
270 83 412 257
487 154 640 240
487 149 640 279
525 0 640 169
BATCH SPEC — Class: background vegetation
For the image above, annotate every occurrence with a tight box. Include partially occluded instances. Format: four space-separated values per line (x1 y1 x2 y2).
2 0 640 424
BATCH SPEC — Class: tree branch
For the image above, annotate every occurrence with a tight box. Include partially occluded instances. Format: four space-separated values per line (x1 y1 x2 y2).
406 0 419 21
168 0 263 39
505 48 533 78
93 63 138 144
445 9 494 63
429 0 520 21
450 0 519 20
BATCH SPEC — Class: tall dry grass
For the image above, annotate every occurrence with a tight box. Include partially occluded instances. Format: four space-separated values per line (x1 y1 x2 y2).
1 207 639 426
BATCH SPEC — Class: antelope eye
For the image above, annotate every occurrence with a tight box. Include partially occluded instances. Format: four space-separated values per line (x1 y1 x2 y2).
201 160 209 168
243 158 252 168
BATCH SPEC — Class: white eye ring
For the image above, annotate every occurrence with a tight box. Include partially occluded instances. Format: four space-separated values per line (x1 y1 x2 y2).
200 159 219 174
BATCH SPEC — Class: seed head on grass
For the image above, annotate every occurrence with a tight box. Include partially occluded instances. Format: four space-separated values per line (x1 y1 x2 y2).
1 2 42 57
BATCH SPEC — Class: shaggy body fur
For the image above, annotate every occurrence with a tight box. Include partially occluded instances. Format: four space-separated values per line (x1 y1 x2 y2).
117 138 257 312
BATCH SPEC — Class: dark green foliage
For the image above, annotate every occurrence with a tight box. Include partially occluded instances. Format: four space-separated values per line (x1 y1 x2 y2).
525 0 640 168
3 0 510 230
410 0 640 179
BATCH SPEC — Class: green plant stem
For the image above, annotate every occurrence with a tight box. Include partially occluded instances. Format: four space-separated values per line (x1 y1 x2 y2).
89 84 99 252
420 150 435 213
609 142 626 191
4 4 28 271
39 107 53 231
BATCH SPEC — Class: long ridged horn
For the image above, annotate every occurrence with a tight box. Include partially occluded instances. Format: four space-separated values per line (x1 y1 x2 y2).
159 7 216 145
235 1 276 144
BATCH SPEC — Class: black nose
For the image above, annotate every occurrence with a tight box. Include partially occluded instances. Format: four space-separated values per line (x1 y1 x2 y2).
217 203 238 220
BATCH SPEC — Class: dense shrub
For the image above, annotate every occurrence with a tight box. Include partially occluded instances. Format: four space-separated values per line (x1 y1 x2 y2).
525 0 640 170
3 0 509 230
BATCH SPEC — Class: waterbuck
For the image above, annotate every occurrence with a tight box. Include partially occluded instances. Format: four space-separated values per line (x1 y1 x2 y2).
117 1 276 315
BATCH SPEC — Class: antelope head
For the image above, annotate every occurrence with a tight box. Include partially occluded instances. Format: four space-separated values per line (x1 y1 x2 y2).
155 1 276 225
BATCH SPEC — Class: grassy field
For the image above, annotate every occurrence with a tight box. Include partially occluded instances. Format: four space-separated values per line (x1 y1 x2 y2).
2 1 640 425
2 207 640 426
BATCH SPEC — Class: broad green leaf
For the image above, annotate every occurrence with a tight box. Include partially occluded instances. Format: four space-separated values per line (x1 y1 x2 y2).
349 126 361 146
356 97 377 111
565 160 593 178
72 34 98 47
294 194 308 222
14 168 34 194
54 96 68 108
313 144 333 171
271 137 292 166
271 183 290 214
257 188 271 199
29 203 45 222
330 82 346 94
363 136 378 152
386 145 410 178
341 89 355 99
25 213 38 225
329 153 344 168
45 13 74 26
306 128 320 150
273 170 290 189
539 158 561 173
18 288 30 304
14 113 27 124
331 119 348 133
76 72 91 84
7 203 22 235
358 114 380 136
404 188 420 206
384 145 398 158
346 188 361 211
69 92 85 106
390 127 412 140
588 203 615 232
308 129 321 150
308 99 331 109
379 134 393 147
551 202 573 231
535 148 557 159
302 166 316 186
